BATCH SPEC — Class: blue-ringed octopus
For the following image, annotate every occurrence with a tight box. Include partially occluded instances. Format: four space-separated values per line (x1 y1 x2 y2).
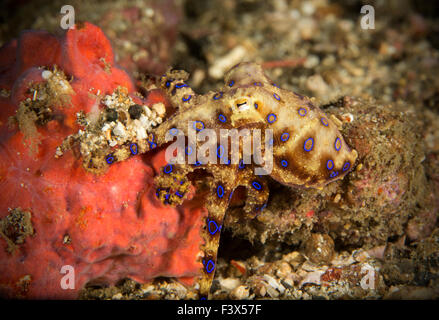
150 62 358 299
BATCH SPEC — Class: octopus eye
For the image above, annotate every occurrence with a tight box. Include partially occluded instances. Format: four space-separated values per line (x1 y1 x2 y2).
304 137 314 152
326 159 334 170
335 138 342 151
267 113 277 124
129 143 138 155
236 99 249 111
254 102 259 109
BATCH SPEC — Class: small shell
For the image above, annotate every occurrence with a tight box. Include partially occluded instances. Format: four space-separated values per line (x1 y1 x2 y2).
152 103 166 117
231 285 250 300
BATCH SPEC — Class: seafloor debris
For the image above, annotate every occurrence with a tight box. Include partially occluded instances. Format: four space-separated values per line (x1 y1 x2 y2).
57 86 166 174
0 208 34 254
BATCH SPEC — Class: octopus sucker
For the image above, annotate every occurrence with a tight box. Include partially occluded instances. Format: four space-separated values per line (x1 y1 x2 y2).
151 62 358 298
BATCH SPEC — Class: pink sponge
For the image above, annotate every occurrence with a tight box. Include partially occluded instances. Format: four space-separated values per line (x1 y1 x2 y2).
0 22 204 299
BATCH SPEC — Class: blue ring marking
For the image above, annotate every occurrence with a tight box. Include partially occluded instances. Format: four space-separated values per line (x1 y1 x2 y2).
169 128 178 136
281 159 288 167
304 137 314 152
193 120 205 132
217 185 224 198
321 117 329 126
207 219 221 235
194 160 202 166
165 80 171 88
225 159 231 165
267 113 277 124
229 190 234 201
238 159 245 169
343 162 351 172
335 138 341 151
281 132 290 142
185 146 193 155
156 188 161 198
252 181 262 190
273 93 281 101
254 82 262 86
182 95 192 102
216 145 225 158
218 114 226 123
164 164 173 174
129 143 138 155
272 83 280 88
298 108 307 116
213 92 223 100
175 191 183 198
148 134 157 149
206 260 215 273
330 171 339 178
106 154 115 164
228 80 235 87
326 159 334 170
175 83 188 89
179 180 184 185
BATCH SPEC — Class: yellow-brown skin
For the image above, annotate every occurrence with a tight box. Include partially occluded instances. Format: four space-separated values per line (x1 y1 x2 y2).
152 62 357 299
